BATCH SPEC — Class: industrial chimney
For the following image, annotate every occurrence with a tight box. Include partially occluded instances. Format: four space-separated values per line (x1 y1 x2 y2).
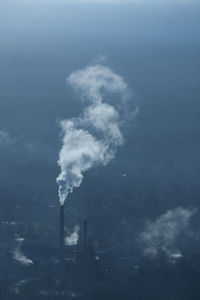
59 204 64 264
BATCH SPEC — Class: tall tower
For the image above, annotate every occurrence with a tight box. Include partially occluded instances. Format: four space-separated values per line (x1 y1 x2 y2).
59 204 64 265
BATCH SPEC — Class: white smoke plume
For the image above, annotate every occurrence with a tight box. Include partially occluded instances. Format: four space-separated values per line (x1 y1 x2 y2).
65 225 80 246
13 238 33 266
57 64 132 205
139 207 196 260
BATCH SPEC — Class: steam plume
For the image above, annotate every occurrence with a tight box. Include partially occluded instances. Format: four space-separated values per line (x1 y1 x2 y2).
13 238 33 266
57 64 131 205
65 225 80 246
139 207 196 260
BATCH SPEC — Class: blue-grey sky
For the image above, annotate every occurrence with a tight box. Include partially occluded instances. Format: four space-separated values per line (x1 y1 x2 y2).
0 0 199 167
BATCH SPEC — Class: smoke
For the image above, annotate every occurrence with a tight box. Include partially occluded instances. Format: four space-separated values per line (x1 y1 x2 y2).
57 64 134 205
65 225 80 246
139 207 196 260
13 238 33 266
0 130 15 146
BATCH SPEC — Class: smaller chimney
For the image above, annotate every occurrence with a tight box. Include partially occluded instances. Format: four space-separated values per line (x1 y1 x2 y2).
83 220 88 249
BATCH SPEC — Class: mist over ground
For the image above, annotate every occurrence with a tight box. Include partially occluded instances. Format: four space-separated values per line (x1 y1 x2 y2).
0 0 200 257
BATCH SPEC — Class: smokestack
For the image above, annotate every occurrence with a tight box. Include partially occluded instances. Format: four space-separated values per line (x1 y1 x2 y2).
59 204 64 264
83 220 88 249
